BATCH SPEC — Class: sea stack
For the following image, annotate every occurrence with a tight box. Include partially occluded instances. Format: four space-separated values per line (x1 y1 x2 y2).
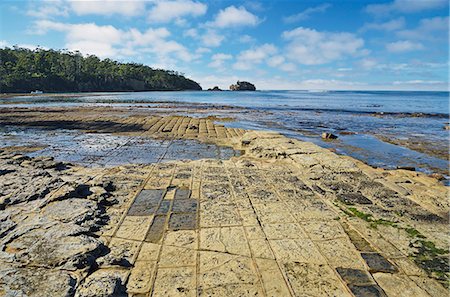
229 81 256 91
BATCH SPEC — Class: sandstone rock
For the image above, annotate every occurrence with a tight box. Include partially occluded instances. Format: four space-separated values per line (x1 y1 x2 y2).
321 132 338 140
75 269 127 297
0 265 77 297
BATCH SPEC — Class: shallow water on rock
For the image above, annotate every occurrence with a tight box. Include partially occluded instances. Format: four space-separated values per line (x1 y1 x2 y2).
0 126 239 167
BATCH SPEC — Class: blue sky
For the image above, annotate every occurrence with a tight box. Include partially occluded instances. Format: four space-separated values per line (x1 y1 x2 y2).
1 0 448 90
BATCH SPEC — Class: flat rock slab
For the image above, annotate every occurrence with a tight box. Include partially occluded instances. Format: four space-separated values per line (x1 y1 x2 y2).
337 193 373 205
361 253 399 273
128 189 164 216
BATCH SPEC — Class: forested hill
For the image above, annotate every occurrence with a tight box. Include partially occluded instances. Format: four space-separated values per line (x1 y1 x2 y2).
0 47 202 93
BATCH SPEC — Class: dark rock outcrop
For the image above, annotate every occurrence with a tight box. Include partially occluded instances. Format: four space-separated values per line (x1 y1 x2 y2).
207 86 222 91
229 81 256 91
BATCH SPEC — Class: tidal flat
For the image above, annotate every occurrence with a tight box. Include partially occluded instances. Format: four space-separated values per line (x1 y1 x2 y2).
0 105 448 296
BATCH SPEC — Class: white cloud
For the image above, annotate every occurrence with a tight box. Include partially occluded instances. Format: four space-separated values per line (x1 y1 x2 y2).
195 47 211 54
239 35 255 43
386 40 424 52
183 28 198 38
233 44 277 70
0 40 10 48
27 0 69 18
283 3 331 23
358 58 378 70
208 53 232 68
267 55 285 67
282 27 366 65
366 0 447 16
147 0 207 23
69 0 146 16
279 62 297 72
209 6 260 28
397 16 449 40
201 30 224 47
26 0 147 18
360 17 405 32
32 20 195 63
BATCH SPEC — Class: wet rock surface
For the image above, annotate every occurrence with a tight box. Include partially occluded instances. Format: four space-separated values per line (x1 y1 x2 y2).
0 112 448 296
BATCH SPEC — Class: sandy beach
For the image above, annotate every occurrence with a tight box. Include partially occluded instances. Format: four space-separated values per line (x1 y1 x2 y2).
0 105 448 296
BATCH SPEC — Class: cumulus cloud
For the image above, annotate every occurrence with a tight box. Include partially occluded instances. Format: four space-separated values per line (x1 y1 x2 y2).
32 20 195 63
386 40 424 52
233 44 277 70
201 30 224 47
28 0 147 18
360 17 405 32
366 0 448 16
69 0 146 16
282 27 366 65
283 3 331 23
147 0 207 23
239 35 255 43
208 53 232 68
397 16 449 40
26 0 69 18
209 6 260 28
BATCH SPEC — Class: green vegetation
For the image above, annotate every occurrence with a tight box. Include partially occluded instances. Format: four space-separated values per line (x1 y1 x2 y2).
0 47 202 93
410 236 449 288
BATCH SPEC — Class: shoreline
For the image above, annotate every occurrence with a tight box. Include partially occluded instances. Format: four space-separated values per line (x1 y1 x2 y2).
0 110 448 295
0 104 447 178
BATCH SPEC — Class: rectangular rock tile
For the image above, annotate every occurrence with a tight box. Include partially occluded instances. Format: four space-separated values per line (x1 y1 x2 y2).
348 284 387 297
200 226 251 257
159 246 196 267
316 238 366 269
152 267 196 297
302 220 347 241
253 203 296 224
136 242 160 262
337 193 373 205
409 276 450 297
169 213 197 230
361 253 398 273
127 260 156 294
156 200 171 215
336 267 374 286
128 189 164 216
248 188 280 204
145 215 167 243
174 188 191 200
200 202 241 227
342 227 375 252
262 223 307 240
283 262 351 297
172 199 198 213
245 225 266 240
249 239 274 259
269 239 326 264
116 216 153 241
164 230 197 249
199 251 262 296
290 201 337 221
373 273 430 297
240 210 259 226
255 258 292 296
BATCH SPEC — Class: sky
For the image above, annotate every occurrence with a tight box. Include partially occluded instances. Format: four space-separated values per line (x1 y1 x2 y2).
0 0 448 91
